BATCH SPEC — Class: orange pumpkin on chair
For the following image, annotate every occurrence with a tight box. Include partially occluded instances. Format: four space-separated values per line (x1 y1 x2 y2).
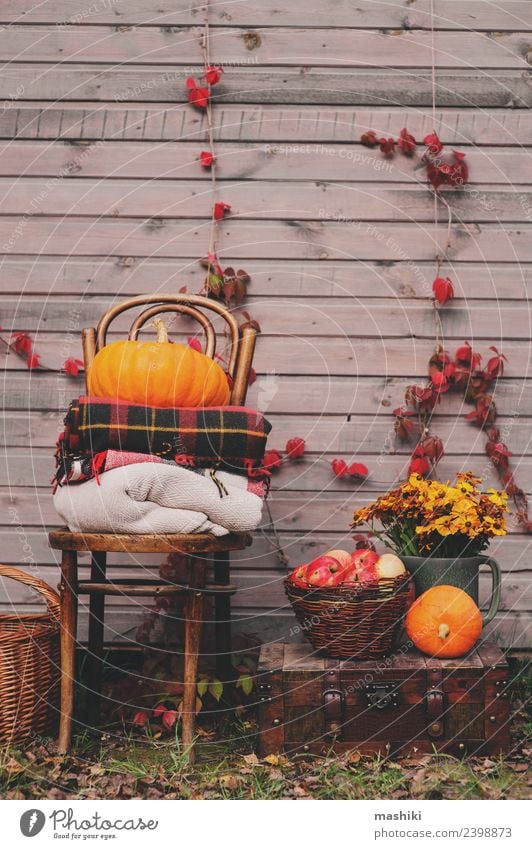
405 585 482 658
87 319 230 407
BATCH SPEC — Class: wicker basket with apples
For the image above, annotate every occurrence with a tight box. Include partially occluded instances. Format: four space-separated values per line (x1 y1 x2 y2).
284 548 411 659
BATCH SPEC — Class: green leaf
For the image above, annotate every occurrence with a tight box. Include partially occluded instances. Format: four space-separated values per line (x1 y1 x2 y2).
197 678 208 698
209 678 224 702
237 674 253 696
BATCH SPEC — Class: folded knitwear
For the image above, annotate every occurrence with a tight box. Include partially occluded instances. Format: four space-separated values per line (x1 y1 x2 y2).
54 396 272 485
53 463 265 536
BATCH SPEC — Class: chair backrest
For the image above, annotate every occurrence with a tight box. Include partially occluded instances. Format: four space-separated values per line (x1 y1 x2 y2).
81 294 257 406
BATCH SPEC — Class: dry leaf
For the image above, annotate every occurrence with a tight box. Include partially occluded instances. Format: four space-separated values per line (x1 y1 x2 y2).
219 774 239 790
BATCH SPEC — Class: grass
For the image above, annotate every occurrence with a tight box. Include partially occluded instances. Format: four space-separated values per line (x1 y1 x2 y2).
1 657 530 801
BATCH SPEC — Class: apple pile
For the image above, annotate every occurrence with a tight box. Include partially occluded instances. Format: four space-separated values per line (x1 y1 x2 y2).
288 548 406 588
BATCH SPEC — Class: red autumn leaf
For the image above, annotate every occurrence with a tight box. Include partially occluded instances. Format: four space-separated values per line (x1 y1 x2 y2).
485 346 507 379
132 710 149 727
285 437 306 459
455 341 481 369
348 462 369 479
466 394 497 427
486 441 512 470
187 337 203 353
199 150 214 167
204 65 224 86
152 704 166 719
247 366 257 387
360 130 379 148
424 131 443 157
352 534 377 552
488 425 501 442
331 458 348 478
408 454 430 477
432 276 454 305
26 353 41 370
449 150 468 186
214 201 231 220
394 408 415 441
397 128 416 156
63 358 84 377
379 137 396 156
186 78 209 109
179 285 187 294
240 311 261 333
431 371 450 393
443 361 456 380
406 384 437 411
10 332 33 355
419 434 444 461
426 161 446 191
262 450 282 472
162 709 178 731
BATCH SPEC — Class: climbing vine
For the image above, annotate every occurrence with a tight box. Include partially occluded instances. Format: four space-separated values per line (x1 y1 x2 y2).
360 126 530 531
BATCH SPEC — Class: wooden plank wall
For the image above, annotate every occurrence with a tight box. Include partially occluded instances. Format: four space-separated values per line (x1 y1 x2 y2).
0 0 531 647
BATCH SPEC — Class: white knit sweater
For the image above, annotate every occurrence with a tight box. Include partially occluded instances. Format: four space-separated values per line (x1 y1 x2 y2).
54 464 264 536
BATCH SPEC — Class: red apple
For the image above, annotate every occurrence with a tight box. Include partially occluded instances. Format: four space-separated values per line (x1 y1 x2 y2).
325 549 352 568
289 563 309 586
351 548 379 582
376 553 406 579
336 564 358 584
305 554 343 586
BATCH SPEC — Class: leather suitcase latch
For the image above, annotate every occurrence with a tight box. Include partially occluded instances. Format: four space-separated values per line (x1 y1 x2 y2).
323 668 343 738
426 663 445 738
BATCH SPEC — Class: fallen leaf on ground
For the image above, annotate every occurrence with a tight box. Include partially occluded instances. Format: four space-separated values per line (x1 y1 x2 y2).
219 774 239 790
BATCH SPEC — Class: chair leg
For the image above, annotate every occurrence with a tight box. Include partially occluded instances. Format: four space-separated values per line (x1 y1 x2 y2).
58 550 78 753
213 551 232 682
182 560 207 761
86 552 107 728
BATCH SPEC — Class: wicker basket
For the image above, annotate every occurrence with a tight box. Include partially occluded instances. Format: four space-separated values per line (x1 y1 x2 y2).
284 574 411 659
0 565 61 744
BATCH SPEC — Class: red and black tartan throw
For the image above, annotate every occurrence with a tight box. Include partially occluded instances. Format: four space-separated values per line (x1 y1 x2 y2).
54 396 272 485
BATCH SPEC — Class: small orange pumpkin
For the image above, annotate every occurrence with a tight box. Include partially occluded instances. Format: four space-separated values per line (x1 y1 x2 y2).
405 585 482 658
87 319 230 408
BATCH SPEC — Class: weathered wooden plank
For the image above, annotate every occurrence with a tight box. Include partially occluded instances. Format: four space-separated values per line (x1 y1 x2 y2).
1 257 530 300
2 105 530 145
0 27 529 69
1 66 530 107
0 178 528 223
2 372 531 416
2 295 532 341
3 1 531 30
2 410 531 455
1 218 532 262
0 141 528 185
3 336 532 382
3 446 532 490
3 486 532 544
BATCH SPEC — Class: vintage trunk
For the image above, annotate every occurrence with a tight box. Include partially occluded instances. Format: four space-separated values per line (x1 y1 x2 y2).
257 642 511 757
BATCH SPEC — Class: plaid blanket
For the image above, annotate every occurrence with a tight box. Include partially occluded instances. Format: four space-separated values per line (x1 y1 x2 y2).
54 396 272 484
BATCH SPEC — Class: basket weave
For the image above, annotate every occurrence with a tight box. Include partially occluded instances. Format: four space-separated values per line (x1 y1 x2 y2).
284 574 411 659
0 565 61 744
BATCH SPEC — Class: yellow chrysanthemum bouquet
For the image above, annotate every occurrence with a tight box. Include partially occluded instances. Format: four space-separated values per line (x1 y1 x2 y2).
352 472 508 558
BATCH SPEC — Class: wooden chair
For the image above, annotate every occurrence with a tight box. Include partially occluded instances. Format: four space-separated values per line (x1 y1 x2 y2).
48 294 257 758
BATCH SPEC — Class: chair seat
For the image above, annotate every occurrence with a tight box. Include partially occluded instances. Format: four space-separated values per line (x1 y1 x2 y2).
48 528 252 553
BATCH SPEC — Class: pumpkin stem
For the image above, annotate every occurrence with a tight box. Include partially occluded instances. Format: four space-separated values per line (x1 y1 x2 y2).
151 319 169 344
438 623 450 641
